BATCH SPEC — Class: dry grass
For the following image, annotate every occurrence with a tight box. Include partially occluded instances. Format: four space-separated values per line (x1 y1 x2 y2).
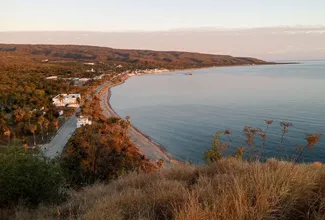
14 159 325 220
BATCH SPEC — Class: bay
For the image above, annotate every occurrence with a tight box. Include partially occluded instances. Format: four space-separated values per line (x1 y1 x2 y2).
110 61 325 163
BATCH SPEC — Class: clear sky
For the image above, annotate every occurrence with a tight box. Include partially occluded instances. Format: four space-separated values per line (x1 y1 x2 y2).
1 0 325 31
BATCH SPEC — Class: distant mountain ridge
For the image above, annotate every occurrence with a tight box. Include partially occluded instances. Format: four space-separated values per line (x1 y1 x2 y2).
0 44 271 69
0 27 324 60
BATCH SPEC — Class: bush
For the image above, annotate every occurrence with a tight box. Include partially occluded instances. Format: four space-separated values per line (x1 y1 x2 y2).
0 146 65 207
204 120 322 164
61 119 156 187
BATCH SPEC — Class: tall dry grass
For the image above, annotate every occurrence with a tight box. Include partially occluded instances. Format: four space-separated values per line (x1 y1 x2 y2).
14 159 325 220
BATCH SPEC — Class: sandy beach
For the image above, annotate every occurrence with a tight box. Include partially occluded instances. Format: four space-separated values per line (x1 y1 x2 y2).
99 77 181 167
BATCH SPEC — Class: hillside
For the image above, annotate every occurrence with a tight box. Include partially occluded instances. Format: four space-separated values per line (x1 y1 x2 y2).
15 159 325 220
0 44 272 69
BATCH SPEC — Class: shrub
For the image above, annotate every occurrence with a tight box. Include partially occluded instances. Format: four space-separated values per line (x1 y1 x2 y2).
204 120 322 163
0 146 65 207
61 119 156 187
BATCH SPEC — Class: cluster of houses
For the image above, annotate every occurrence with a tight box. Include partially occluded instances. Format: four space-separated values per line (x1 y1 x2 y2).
46 74 107 86
122 68 170 77
52 94 92 128
52 94 81 108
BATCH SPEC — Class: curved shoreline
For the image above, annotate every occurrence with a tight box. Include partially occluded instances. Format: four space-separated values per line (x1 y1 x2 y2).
99 77 183 167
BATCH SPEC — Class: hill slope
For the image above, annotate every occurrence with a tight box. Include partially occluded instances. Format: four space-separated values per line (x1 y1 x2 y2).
15 159 325 220
0 44 272 69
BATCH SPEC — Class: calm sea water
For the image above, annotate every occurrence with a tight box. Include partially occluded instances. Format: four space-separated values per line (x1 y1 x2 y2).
111 61 325 163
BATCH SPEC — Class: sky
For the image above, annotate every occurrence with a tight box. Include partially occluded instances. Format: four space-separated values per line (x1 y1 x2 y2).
1 0 325 31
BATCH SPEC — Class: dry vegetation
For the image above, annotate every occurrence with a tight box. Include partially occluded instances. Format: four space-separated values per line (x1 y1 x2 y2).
14 159 325 220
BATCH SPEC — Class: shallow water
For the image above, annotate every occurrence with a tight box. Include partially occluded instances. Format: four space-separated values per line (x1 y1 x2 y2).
111 61 325 163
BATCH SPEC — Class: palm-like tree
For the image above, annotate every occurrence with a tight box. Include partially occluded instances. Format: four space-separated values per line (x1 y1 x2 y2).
43 118 50 143
53 119 59 131
29 124 37 146
37 116 45 141
13 109 25 123
59 94 65 106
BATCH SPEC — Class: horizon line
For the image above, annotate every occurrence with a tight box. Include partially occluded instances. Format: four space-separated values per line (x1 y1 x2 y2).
1 25 325 33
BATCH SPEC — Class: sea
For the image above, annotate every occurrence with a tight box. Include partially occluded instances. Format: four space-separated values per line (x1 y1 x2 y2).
110 61 325 164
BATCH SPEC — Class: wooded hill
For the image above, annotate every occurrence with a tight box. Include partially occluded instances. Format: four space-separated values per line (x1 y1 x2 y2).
0 44 271 69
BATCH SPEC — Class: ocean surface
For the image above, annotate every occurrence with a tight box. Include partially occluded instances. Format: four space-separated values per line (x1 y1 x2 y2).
110 61 325 164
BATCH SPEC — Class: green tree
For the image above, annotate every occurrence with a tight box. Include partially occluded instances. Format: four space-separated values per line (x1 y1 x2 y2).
0 146 65 206
204 131 225 164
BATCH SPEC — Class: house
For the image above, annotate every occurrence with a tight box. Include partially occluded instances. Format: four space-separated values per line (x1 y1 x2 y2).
58 110 64 116
52 94 81 107
42 59 49 63
84 62 95 66
93 74 106 80
77 116 92 128
45 76 58 80
86 68 95 73
78 78 91 85
79 78 91 82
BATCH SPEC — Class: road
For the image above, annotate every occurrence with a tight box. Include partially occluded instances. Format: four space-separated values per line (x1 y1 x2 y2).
41 76 179 166
41 114 77 158
41 81 113 158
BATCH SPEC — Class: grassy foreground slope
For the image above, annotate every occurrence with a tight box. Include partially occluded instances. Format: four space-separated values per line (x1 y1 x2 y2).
0 44 270 69
17 159 325 220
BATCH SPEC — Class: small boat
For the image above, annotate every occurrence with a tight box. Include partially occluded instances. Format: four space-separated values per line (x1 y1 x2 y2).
185 72 193 76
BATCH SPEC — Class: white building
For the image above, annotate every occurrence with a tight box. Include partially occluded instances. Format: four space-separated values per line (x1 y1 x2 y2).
77 116 92 128
93 74 106 80
46 76 58 80
52 94 81 107
86 68 95 73
79 78 91 84
84 62 95 66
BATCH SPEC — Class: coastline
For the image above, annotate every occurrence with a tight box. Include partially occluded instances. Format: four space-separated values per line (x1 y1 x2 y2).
99 62 300 167
152 61 300 76
99 76 183 167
